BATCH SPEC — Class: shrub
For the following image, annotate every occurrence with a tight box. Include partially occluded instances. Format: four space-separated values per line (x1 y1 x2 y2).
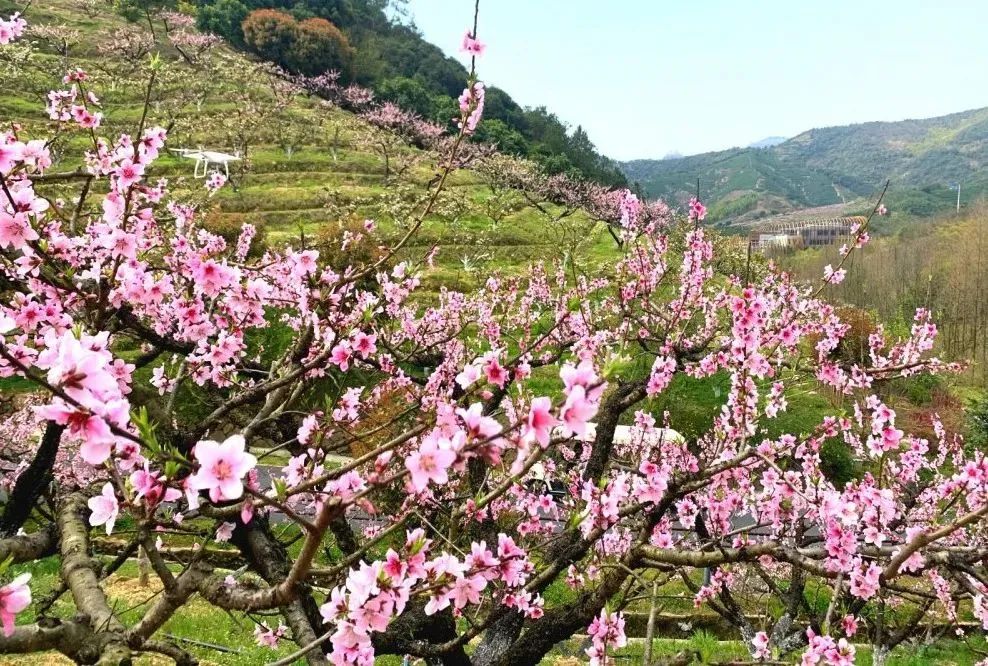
830 305 875 366
241 10 353 79
820 437 858 486
314 215 385 274
200 211 268 259
196 0 248 47
287 17 353 78
241 8 296 66
376 76 435 118
968 394 988 447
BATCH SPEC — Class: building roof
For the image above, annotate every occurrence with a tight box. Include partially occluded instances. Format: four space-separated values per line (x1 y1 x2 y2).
749 215 866 237
748 215 867 250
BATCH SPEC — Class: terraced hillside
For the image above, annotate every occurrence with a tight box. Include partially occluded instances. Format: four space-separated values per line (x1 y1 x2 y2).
0 0 619 292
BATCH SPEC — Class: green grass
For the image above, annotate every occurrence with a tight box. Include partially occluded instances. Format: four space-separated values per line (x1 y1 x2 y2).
0 376 36 393
4 558 300 664
541 635 988 665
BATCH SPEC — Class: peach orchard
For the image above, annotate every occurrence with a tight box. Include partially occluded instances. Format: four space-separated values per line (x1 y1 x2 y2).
0 7 987 666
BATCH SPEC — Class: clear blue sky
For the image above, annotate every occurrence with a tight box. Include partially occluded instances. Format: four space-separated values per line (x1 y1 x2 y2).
403 1 988 161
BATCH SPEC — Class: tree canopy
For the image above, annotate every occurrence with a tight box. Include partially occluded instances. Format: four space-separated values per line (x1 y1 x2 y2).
192 0 626 185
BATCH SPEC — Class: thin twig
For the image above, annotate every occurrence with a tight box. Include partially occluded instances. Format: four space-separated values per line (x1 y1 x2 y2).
265 628 333 666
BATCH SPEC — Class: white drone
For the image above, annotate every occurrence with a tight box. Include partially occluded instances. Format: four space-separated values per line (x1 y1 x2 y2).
173 147 241 177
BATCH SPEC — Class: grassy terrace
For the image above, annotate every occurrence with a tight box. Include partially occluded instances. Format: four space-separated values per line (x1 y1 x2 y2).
0 0 620 297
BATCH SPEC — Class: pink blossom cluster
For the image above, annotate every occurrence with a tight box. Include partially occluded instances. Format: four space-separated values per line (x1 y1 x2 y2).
801 629 856 665
33 331 134 465
340 84 374 109
253 621 288 647
460 29 485 57
159 11 194 29
577 185 671 236
559 360 604 438
47 70 103 129
585 609 627 665
0 574 30 637
360 102 446 149
0 12 26 45
752 631 771 660
457 81 485 135
319 529 537 664
204 170 226 194
170 29 222 51
687 196 707 222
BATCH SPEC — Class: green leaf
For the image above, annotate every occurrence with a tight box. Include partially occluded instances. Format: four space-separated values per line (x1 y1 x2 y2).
131 406 160 454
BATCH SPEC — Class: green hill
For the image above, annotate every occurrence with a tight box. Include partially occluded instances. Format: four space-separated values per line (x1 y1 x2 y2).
188 0 626 186
622 106 988 225
623 148 841 223
0 0 620 292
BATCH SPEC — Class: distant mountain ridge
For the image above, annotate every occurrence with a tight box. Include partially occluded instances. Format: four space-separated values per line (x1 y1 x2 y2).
748 136 787 149
621 107 988 224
